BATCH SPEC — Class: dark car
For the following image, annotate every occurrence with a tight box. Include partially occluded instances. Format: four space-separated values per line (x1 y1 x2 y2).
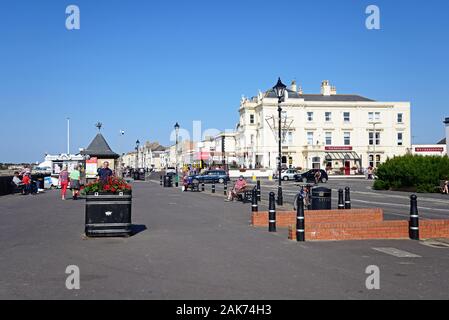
294 169 328 183
190 170 230 184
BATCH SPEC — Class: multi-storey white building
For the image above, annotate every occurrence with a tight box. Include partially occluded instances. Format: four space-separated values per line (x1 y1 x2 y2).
235 80 411 174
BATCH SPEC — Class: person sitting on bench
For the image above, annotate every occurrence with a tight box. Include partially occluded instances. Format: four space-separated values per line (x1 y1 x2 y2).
12 172 25 193
225 176 247 202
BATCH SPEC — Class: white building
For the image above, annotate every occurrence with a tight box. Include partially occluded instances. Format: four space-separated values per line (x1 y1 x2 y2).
235 80 411 174
445 117 449 156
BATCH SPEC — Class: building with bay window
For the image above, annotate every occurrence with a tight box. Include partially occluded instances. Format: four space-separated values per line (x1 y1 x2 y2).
235 80 411 173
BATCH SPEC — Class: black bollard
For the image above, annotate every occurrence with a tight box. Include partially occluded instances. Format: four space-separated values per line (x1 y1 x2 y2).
251 188 258 213
277 186 283 206
269 192 277 232
201 182 205 192
257 180 261 202
338 189 345 210
296 194 305 242
344 187 351 209
212 182 216 194
160 176 163 186
224 181 228 196
409 194 420 240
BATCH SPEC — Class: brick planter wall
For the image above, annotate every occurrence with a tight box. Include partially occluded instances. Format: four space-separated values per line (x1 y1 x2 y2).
252 208 449 241
251 208 384 228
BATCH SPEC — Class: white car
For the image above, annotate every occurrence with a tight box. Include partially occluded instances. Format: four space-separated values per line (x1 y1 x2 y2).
166 167 176 175
276 169 298 181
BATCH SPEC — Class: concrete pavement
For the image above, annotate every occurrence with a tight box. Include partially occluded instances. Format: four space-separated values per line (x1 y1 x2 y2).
1 181 449 299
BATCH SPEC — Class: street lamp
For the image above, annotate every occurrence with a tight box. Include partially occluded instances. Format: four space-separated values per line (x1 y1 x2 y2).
174 122 180 187
273 78 287 206
135 139 140 170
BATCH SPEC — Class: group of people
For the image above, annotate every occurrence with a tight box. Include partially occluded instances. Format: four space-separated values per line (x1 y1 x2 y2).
57 165 82 200
12 171 39 195
57 161 113 200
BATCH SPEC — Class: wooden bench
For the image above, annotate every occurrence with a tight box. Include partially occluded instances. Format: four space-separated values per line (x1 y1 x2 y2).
189 182 200 192
236 185 256 203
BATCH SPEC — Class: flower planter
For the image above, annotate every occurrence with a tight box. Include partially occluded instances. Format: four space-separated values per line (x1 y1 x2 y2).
85 191 132 237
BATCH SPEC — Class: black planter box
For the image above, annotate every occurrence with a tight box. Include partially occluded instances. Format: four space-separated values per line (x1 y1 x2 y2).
85 191 132 237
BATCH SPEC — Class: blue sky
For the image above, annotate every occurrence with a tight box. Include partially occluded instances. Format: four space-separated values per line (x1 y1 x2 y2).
1 0 448 163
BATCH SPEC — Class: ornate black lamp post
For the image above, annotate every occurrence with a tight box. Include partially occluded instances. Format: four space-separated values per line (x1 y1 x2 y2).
135 139 140 170
273 78 287 206
174 122 180 187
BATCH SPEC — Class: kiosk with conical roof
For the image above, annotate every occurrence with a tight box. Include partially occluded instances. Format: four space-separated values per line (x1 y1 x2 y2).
81 123 119 178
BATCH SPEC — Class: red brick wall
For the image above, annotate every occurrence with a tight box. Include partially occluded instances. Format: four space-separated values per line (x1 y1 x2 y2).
251 208 384 228
289 221 409 241
420 220 449 239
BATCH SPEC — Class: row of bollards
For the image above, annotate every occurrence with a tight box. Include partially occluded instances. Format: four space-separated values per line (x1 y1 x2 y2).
263 188 420 243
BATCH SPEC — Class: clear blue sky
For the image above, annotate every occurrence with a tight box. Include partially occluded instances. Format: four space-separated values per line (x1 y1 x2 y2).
1 0 448 163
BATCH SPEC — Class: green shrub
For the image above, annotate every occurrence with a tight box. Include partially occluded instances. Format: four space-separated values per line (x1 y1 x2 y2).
373 180 389 190
374 155 449 193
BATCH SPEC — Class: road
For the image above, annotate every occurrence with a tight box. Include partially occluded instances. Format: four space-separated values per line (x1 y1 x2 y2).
1 181 449 300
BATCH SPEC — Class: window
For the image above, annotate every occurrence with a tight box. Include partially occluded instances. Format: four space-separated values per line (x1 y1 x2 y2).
376 155 381 167
397 132 403 146
283 131 293 145
325 112 332 122
344 132 351 146
368 112 380 122
250 114 255 124
375 112 380 121
397 113 403 123
325 132 332 145
343 112 350 122
307 132 314 145
369 132 381 145
369 155 374 168
307 112 314 122
288 131 293 145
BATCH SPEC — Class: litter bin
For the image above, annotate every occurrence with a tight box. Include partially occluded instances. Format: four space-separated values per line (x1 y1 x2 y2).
164 175 173 188
311 187 332 210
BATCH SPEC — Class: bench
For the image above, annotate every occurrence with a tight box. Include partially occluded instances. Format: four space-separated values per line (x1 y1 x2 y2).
236 185 256 203
188 182 200 192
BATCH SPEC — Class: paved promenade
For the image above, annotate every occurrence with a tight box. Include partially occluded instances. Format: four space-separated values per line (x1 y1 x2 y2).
1 182 449 299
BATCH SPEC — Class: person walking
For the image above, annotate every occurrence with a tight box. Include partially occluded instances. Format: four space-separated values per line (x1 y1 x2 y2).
69 166 81 200
59 166 69 200
314 170 322 184
443 180 449 195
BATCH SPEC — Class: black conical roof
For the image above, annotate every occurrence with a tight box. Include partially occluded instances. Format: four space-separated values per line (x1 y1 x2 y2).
82 133 119 159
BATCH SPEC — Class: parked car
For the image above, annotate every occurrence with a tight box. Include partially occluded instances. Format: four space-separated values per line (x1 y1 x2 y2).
190 170 230 184
165 167 176 176
294 169 329 183
274 169 298 181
